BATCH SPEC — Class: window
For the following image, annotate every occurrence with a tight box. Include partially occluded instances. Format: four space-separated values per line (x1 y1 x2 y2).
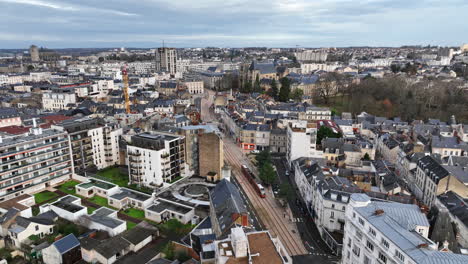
35 225 39 231
356 230 363 241
331 204 335 209
359 217 365 226
353 212 356 218
381 239 389 249
330 211 334 218
364 256 371 264
353 245 360 257
366 240 374 252
369 227 376 237
395 250 405 262
378 252 387 263
347 238 352 247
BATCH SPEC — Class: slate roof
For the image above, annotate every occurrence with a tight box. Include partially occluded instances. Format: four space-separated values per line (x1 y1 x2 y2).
438 191 468 227
430 210 459 253
295 157 325 183
442 165 468 184
210 179 247 237
352 193 468 264
432 136 463 149
418 155 449 181
249 61 276 75
81 236 130 259
0 108 20 119
52 234 80 254
120 226 156 245
0 208 20 224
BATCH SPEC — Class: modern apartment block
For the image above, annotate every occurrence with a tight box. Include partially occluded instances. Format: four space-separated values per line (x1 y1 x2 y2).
155 47 177 75
286 121 322 166
127 132 187 187
342 193 468 264
0 127 72 201
53 117 121 173
102 123 123 168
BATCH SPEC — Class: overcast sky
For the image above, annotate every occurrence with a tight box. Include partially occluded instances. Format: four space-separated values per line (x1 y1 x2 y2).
0 0 467 48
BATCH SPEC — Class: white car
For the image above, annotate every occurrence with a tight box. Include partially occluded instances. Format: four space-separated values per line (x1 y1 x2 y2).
251 150 260 154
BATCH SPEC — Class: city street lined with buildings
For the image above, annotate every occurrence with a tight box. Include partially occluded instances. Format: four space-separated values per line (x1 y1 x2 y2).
201 89 309 256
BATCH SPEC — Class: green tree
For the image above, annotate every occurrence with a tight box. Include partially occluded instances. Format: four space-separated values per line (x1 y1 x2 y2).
98 57 105 62
256 150 271 169
259 162 277 186
268 79 279 99
163 243 175 260
362 153 371 161
278 77 291 102
316 126 342 145
290 89 304 102
27 65 35 71
390 64 400 73
253 74 262 93
242 80 253 93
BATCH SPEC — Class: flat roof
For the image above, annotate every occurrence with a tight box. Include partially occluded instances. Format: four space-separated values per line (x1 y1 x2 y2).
110 188 151 202
87 207 125 228
78 179 117 190
147 199 193 215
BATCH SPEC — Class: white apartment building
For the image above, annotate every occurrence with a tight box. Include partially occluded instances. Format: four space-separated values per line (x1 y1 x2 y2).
28 71 52 82
301 63 340 74
286 121 322 166
90 79 114 98
0 127 73 201
127 61 155 74
181 80 204 94
298 106 332 121
42 88 77 111
342 193 468 264
102 123 123 168
53 118 121 172
127 132 187 187
0 74 23 85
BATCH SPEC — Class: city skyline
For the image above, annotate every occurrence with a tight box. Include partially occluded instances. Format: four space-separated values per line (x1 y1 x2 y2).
0 0 467 48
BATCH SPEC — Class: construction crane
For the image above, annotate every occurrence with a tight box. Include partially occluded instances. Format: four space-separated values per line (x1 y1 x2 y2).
122 65 131 114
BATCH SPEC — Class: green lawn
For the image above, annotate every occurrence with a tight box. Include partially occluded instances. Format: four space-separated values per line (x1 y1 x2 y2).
57 180 81 195
87 207 97 214
34 191 59 204
126 221 137 230
122 208 145 219
96 167 129 187
88 196 109 207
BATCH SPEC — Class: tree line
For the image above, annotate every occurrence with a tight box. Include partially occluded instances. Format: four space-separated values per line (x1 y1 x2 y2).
314 73 468 122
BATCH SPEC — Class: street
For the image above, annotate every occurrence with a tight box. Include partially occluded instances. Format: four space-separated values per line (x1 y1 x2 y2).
272 157 339 260
201 90 309 256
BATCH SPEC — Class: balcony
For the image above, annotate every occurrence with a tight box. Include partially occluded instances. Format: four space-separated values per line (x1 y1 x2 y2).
2 170 71 197
128 152 141 157
130 164 142 169
0 152 70 178
1 161 71 189
0 138 68 160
